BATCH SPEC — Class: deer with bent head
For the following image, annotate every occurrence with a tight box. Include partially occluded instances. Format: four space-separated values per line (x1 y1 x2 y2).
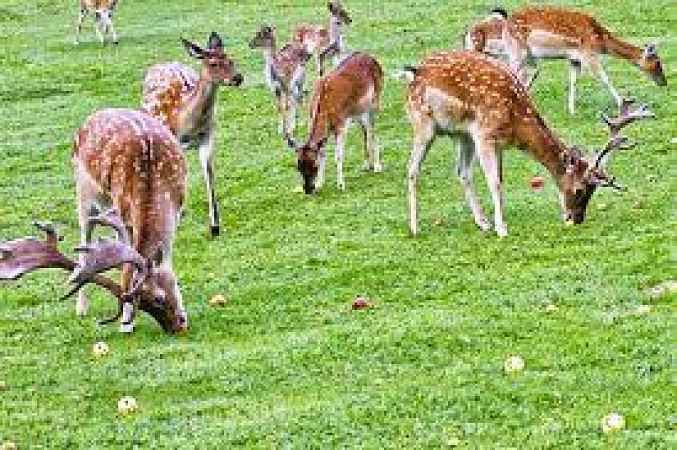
401 51 654 237
468 6 667 115
75 0 120 45
71 108 188 332
284 52 383 194
141 32 243 237
292 1 353 76
249 25 311 136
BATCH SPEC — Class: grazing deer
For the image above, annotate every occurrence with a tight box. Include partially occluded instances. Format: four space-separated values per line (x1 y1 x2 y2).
75 0 119 45
284 52 383 193
400 51 654 237
292 1 352 76
72 108 188 333
249 25 311 136
496 6 667 115
141 32 243 237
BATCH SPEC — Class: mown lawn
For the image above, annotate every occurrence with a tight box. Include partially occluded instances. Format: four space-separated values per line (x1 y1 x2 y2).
0 0 675 448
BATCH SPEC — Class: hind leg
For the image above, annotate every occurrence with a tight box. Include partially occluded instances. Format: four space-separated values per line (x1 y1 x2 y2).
457 136 491 232
360 111 381 172
74 168 100 316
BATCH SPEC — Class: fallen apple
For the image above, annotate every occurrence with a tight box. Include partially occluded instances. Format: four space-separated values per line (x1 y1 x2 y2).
352 296 373 310
1 442 17 450
530 176 545 190
209 294 227 307
117 396 138 416
504 355 525 373
601 413 625 433
545 304 558 313
92 341 109 358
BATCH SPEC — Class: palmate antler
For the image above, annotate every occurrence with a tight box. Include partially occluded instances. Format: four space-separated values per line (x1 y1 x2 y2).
0 221 174 332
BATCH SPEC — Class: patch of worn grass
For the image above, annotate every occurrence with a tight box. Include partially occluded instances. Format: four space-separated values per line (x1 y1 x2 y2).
0 0 674 448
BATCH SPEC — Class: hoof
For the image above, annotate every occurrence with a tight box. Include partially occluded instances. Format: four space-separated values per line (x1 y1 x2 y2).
211 225 220 237
119 322 134 333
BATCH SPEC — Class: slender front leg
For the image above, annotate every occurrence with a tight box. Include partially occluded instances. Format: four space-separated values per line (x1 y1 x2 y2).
407 116 435 236
199 130 220 237
108 21 119 44
119 264 134 333
568 61 581 115
475 138 507 237
74 8 86 45
74 173 98 317
94 17 105 44
274 88 285 135
588 56 621 108
335 124 347 191
457 136 491 232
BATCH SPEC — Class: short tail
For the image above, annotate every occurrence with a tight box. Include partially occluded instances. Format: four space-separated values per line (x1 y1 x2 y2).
392 65 419 82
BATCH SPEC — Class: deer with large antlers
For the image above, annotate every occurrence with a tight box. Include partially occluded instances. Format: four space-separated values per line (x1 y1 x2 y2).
400 51 654 237
284 52 383 194
292 1 353 76
469 6 667 115
249 25 311 136
141 32 243 237
75 0 120 45
70 108 188 332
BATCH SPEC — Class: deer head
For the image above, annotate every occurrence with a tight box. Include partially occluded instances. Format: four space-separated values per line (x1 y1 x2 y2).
558 99 655 224
182 32 243 87
328 1 352 25
639 44 666 86
249 24 275 50
285 132 328 194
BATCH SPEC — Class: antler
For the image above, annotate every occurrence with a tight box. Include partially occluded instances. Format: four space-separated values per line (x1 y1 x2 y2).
595 98 655 170
0 222 174 332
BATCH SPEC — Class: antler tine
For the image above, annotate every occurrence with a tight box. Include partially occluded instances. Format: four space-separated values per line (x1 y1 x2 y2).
602 99 655 136
87 208 130 244
595 135 635 169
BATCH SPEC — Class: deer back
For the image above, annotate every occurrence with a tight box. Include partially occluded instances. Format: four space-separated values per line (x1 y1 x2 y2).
507 7 605 49
141 63 200 135
73 109 187 256
311 52 383 131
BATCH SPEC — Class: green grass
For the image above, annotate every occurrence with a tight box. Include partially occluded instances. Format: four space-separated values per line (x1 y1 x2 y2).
0 0 675 447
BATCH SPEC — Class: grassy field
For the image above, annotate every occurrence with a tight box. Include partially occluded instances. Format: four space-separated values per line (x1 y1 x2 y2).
0 0 675 447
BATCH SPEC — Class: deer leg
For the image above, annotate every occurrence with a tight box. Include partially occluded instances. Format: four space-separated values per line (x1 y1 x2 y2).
588 56 622 108
407 114 436 236
198 131 220 237
335 122 348 191
568 60 581 115
274 88 285 135
360 111 381 172
457 136 491 232
74 170 99 317
108 21 119 44
119 264 135 333
74 8 88 45
475 138 507 237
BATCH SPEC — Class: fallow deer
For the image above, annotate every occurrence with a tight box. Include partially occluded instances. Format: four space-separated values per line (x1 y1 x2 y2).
71 108 189 332
285 52 383 194
292 1 353 76
141 32 243 237
75 0 119 45
464 8 507 60
400 51 654 237
249 25 311 136
496 6 666 115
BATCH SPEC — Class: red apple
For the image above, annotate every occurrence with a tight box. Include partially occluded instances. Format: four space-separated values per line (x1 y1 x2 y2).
530 176 545 190
352 296 373 310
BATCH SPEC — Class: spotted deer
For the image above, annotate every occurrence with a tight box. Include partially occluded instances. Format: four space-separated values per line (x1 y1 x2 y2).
464 8 508 60
400 51 654 237
292 1 352 76
75 0 119 45
284 52 383 194
496 6 667 115
71 108 189 332
249 25 311 136
141 32 243 237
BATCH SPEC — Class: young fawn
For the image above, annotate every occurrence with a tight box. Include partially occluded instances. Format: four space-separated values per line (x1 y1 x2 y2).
292 1 353 76
249 25 311 136
75 0 119 45
401 51 654 237
469 6 667 115
141 32 243 237
285 52 383 194
72 109 189 332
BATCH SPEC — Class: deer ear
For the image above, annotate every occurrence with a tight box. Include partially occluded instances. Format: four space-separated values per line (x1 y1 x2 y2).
182 39 204 59
207 32 224 51
328 2 337 14
644 44 657 58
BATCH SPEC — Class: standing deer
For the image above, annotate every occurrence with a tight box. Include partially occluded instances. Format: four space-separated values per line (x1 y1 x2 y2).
249 25 311 136
141 32 243 237
71 108 189 332
493 6 666 115
284 52 383 194
400 51 654 237
75 0 120 45
292 1 353 76
464 8 508 60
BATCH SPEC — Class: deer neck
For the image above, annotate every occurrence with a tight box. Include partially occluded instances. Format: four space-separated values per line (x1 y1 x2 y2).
177 73 217 137
514 113 569 184
602 33 643 64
